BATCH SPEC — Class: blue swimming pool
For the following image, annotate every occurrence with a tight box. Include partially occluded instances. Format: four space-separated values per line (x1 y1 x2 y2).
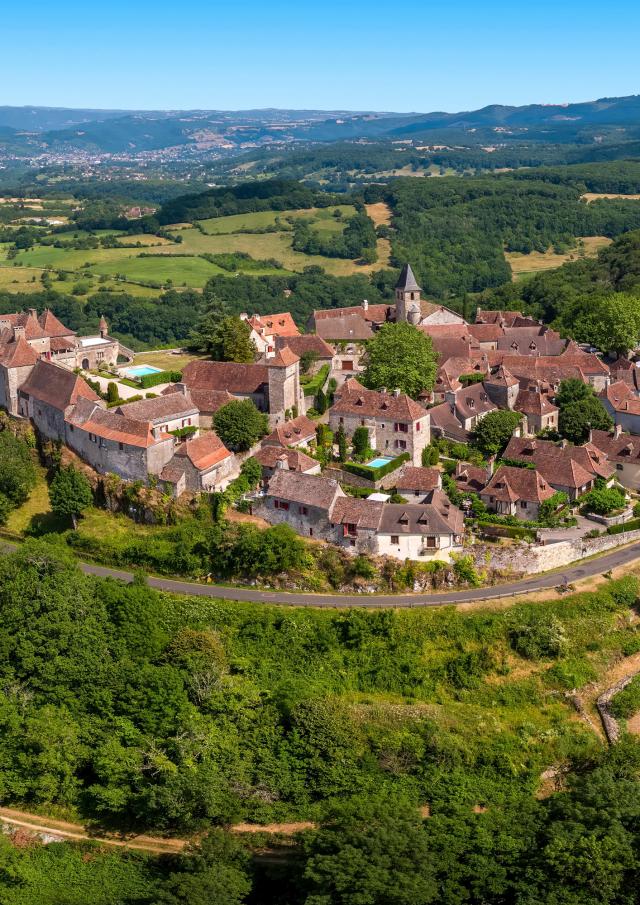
125 365 163 379
366 456 394 469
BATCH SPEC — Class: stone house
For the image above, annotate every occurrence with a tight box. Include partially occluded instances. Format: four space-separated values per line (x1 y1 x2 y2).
394 466 442 501
373 497 464 561
484 365 520 410
116 393 200 439
274 334 334 374
514 386 559 435
600 381 640 435
258 470 345 540
480 464 556 520
590 427 640 490
262 413 317 449
17 359 101 440
65 397 175 482
0 337 40 415
503 436 614 500
162 383 234 429
160 432 237 495
254 446 321 482
242 312 300 358
328 379 430 466
444 381 498 432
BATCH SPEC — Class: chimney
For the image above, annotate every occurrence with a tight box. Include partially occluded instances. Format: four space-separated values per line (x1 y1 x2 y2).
28 308 37 318
393 388 401 397
379 387 387 394
362 299 369 311
614 423 623 439
13 325 25 341
239 312 248 321
275 454 289 471
487 456 495 481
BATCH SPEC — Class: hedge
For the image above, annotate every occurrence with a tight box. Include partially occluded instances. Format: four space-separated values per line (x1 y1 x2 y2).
301 364 330 397
607 517 640 536
343 452 410 482
138 369 182 389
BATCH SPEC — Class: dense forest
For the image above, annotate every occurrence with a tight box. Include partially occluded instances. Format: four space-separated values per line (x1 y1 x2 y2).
2 542 640 903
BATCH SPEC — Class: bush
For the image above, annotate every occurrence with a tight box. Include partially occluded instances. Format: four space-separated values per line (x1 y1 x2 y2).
343 453 410 481
607 517 640 535
610 675 640 719
138 369 182 389
580 485 627 516
508 610 567 659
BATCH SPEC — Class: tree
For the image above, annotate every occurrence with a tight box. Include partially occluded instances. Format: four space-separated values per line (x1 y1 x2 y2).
472 410 522 456
580 485 627 515
592 293 640 356
352 426 370 460
301 350 319 374
302 793 437 905
315 387 327 414
213 400 268 451
188 295 230 353
106 381 119 404
240 456 262 489
558 396 613 443
362 322 437 398
336 424 348 462
49 466 93 528
555 378 592 410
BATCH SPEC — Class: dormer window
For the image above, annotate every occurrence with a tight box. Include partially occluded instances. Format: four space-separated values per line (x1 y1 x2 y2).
398 512 409 525
356 397 364 406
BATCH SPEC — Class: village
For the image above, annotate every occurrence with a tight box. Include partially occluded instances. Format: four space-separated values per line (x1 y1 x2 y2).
2 264 640 574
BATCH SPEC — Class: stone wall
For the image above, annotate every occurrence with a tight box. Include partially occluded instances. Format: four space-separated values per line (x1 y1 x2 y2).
471 528 640 578
597 671 640 744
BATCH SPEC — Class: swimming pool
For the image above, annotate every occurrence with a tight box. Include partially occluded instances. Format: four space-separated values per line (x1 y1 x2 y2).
366 455 395 469
124 365 164 379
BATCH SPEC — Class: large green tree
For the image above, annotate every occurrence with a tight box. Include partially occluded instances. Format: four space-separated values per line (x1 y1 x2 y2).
558 396 613 443
213 400 268 451
49 466 93 528
472 410 522 457
362 322 437 398
591 293 640 356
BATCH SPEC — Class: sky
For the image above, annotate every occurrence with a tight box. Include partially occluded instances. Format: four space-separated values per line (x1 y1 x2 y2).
3 0 640 113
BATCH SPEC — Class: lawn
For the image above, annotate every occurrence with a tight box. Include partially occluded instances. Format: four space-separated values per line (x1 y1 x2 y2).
505 236 612 278
5 466 66 535
133 349 207 370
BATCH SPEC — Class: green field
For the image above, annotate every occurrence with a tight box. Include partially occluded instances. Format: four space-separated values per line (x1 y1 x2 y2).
198 204 356 234
90 254 227 287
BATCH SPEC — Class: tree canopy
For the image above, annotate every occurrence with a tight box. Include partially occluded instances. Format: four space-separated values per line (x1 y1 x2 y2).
213 399 268 451
472 410 522 457
362 322 437 398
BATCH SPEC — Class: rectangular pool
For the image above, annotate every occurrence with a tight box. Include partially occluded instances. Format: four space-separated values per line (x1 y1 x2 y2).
124 365 164 379
366 456 395 469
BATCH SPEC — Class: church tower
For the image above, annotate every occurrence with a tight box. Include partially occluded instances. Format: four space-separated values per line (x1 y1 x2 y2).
395 264 422 323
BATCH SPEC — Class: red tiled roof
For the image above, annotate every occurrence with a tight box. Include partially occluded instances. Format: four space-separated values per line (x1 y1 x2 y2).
266 469 342 510
0 335 39 368
313 303 391 324
174 432 231 470
263 414 317 447
454 461 488 493
482 464 556 504
67 398 161 448
330 383 427 422
162 384 235 414
39 309 74 337
181 360 269 394
315 315 374 341
600 380 637 412
395 466 441 492
247 312 299 338
19 359 99 410
515 388 559 416
274 334 334 360
331 496 384 530
468 323 504 343
268 347 299 368
117 392 198 424
254 446 318 472
503 437 613 488
591 429 640 463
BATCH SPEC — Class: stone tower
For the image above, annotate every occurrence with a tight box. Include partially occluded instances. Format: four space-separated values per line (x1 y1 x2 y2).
267 347 304 425
395 263 422 323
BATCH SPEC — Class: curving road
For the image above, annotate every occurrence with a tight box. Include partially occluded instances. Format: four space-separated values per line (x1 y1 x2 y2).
75 541 640 608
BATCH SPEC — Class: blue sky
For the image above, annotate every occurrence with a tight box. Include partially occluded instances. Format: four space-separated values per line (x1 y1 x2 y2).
3 0 639 112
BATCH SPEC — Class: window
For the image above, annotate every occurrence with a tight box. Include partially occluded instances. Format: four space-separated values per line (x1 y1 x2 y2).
391 535 399 545
344 523 357 537
426 536 437 548
520 501 527 509
309 528 313 536
416 421 421 431
617 463 624 471
274 500 290 511
69 424 74 432
339 417 344 425
394 422 408 433
395 439 407 450
349 538 356 547
299 505 308 515
119 442 124 451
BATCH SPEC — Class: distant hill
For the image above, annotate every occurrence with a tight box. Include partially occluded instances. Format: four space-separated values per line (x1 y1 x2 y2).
0 95 639 155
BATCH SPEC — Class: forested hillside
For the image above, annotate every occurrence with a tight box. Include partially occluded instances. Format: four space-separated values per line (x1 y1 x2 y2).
2 541 640 902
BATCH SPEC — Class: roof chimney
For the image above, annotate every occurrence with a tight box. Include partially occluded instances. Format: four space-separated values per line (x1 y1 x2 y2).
27 308 37 318
393 388 401 397
362 299 369 311
614 423 623 439
12 325 25 341
275 454 289 471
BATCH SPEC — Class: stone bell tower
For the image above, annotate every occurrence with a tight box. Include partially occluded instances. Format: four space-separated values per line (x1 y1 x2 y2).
394 263 422 323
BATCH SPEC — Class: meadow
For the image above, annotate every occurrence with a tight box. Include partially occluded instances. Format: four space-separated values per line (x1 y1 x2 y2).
505 235 612 279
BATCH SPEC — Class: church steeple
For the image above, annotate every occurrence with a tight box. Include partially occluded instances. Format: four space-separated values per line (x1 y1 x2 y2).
395 264 422 322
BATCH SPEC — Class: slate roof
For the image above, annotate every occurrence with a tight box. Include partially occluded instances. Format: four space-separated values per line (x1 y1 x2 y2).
181 360 269 394
428 402 471 442
267 469 343 511
116 392 199 424
19 359 100 410
377 495 464 537
452 382 497 421
590 428 640 463
395 263 422 292
454 461 489 493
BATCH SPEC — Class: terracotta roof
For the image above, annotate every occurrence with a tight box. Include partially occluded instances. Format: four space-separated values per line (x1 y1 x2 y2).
247 312 299 339
313 303 391 325
486 365 520 388
50 336 76 353
600 380 637 412
268 347 299 368
419 301 464 322
254 446 318 472
454 461 488 493
330 384 427 422
482 464 556 504
67 398 161 448
476 309 539 328
395 466 442 493
263 414 317 447
173 432 231 470
331 497 384 530
515 387 559 417
267 469 343 510
590 428 640 463
274 334 334 360
395 263 422 292
315 315 374 341
181 360 269 394
0 310 49 341
19 359 100 410
503 437 612 488
162 384 235 414
39 309 74 337
0 335 39 368
468 323 504 343
116 392 199 424
159 463 186 484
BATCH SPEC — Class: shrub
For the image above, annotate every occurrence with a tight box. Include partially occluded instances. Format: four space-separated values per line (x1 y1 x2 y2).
508 610 567 659
343 453 410 481
138 370 182 389
610 675 640 719
580 486 627 516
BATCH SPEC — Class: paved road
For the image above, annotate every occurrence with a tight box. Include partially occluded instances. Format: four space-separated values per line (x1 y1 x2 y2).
77 541 640 608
